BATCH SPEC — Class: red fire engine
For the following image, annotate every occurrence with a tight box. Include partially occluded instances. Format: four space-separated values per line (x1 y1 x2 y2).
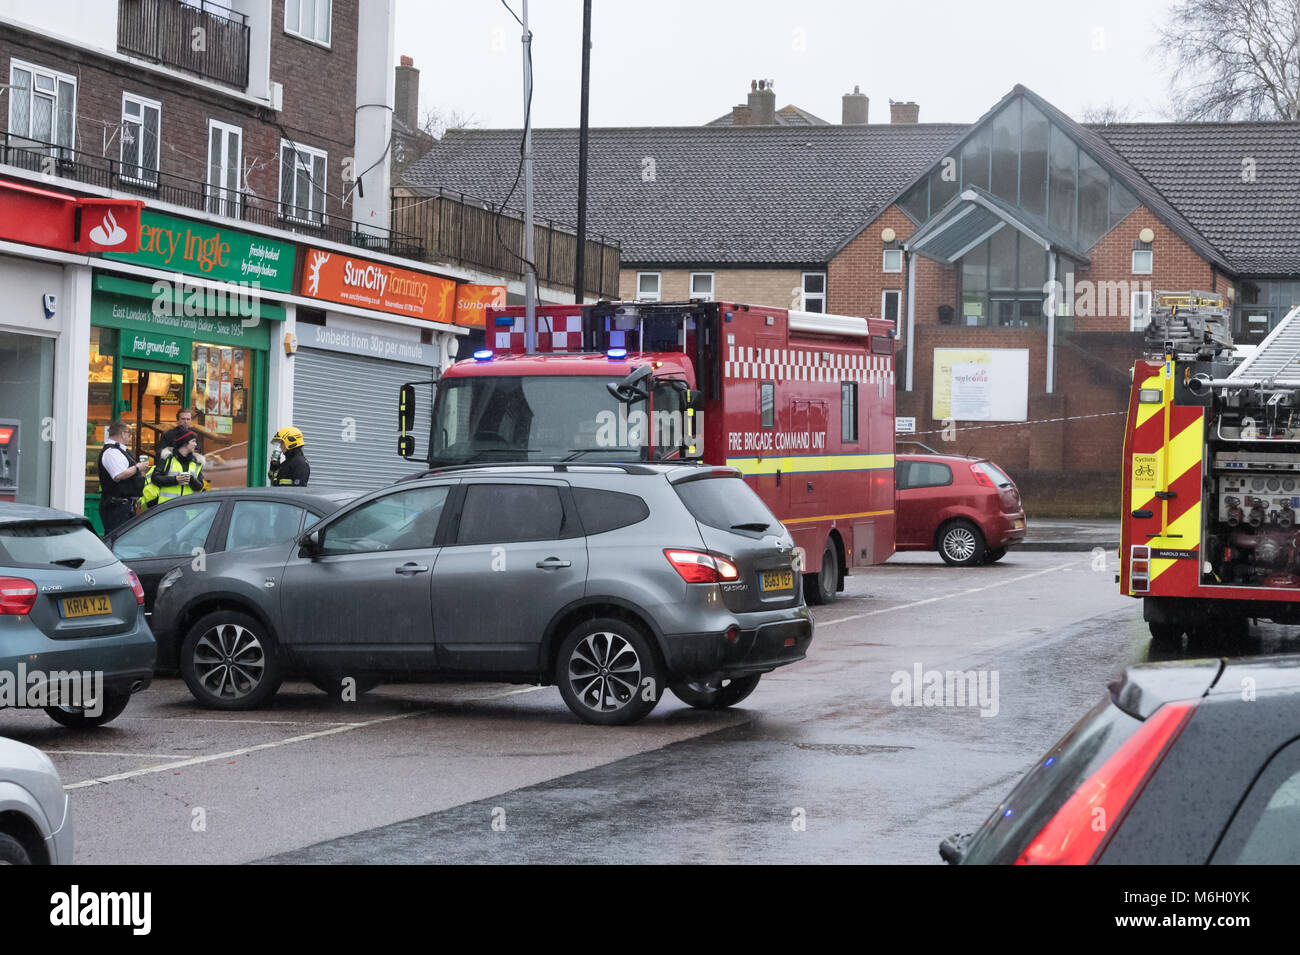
1121 293 1300 642
400 300 897 603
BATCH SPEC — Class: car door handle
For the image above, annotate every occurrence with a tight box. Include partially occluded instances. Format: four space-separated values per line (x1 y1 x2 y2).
395 562 430 575
536 557 572 569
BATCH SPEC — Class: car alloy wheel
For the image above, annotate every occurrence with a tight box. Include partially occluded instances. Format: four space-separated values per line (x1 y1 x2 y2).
193 623 267 701
568 630 642 714
939 521 986 566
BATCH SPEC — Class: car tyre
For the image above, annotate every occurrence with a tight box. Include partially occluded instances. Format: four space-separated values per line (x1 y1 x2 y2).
938 520 986 567
556 617 661 726
309 673 382 702
180 609 283 710
0 832 32 865
804 540 839 605
670 673 762 709
43 687 132 729
983 547 1007 564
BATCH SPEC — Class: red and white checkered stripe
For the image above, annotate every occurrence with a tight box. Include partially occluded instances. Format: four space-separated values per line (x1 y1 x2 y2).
493 314 587 353
724 345 895 385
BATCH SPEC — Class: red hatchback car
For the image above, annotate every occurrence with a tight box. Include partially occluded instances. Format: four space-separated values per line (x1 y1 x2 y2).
894 453 1027 566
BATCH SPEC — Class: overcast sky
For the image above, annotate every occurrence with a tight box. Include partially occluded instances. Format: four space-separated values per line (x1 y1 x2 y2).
393 0 1179 130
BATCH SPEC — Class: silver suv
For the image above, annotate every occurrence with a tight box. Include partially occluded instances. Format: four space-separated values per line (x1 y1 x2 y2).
149 464 813 724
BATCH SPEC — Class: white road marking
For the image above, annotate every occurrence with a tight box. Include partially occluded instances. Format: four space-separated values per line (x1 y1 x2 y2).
44 750 191 759
63 684 549 791
820 561 1076 629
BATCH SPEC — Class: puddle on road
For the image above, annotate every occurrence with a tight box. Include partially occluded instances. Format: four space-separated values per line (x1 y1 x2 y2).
793 743 916 756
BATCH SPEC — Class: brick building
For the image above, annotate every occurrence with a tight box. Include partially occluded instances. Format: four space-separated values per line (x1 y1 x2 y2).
402 82 1300 516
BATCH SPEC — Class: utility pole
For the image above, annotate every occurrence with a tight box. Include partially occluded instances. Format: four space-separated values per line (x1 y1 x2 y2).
574 0 592 304
522 0 537 349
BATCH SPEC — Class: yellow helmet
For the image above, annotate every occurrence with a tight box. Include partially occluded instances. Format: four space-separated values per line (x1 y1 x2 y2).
272 426 305 451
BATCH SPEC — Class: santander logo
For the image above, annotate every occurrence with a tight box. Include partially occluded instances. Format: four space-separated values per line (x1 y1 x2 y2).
89 209 128 247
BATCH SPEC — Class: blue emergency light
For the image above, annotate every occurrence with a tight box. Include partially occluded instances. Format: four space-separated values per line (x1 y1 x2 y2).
606 347 628 360
473 349 494 362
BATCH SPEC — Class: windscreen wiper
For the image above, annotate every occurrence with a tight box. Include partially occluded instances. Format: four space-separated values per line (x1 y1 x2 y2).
730 522 770 532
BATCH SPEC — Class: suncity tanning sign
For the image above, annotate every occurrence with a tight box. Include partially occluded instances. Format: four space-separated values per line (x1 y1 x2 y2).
297 247 457 324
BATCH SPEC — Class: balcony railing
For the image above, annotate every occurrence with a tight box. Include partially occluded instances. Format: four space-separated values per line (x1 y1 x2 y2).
118 0 250 90
0 134 425 259
392 188 622 299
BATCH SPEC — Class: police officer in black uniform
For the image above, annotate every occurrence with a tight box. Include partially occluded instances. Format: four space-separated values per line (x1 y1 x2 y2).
268 426 310 486
97 420 148 535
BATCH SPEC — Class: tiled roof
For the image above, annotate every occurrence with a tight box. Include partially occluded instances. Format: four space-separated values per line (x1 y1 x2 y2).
401 123 965 265
1096 121 1300 275
705 104 831 126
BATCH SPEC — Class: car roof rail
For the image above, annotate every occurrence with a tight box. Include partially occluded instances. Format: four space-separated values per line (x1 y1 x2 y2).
413 461 665 478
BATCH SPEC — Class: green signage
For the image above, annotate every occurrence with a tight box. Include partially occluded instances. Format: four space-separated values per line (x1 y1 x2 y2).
102 210 297 293
123 330 188 364
92 288 271 351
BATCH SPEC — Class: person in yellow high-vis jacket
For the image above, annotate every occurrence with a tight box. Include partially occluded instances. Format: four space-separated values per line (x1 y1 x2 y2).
149 431 205 506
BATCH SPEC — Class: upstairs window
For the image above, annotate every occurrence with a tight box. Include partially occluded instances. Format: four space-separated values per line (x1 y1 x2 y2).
802 272 826 313
8 60 76 153
279 140 327 224
120 94 160 185
690 272 714 301
285 0 332 46
883 248 903 273
1132 241 1153 275
636 272 661 302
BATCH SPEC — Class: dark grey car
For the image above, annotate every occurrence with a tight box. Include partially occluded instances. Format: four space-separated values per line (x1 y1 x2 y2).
149 463 813 725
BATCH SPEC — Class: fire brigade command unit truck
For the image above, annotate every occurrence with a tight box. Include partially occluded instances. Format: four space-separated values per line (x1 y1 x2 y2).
1122 290 1300 643
399 300 897 604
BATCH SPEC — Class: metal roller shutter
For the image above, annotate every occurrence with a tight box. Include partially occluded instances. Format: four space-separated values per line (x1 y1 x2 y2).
291 348 436 491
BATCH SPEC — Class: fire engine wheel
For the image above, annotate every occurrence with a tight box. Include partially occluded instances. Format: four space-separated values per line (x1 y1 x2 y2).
938 521 986 567
1147 621 1184 648
804 541 839 605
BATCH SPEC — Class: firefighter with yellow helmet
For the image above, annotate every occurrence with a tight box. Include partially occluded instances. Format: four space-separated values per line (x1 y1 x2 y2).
269 426 310 486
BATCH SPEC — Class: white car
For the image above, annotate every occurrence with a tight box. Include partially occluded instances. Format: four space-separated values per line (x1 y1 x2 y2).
0 737 72 864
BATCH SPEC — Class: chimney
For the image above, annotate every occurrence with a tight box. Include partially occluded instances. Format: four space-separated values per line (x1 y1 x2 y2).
395 54 419 131
747 78 777 125
842 85 869 125
731 104 753 126
890 100 920 124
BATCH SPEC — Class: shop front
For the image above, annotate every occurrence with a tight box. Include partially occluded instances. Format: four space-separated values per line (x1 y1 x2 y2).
84 276 281 526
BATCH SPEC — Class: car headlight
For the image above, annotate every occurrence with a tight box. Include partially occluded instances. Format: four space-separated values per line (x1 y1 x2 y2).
158 567 182 593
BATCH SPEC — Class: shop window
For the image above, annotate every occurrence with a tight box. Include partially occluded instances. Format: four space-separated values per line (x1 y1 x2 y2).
801 272 826 313
285 0 332 45
279 140 327 224
120 93 160 186
637 272 661 301
85 327 117 502
191 342 251 490
0 332 54 506
7 59 76 154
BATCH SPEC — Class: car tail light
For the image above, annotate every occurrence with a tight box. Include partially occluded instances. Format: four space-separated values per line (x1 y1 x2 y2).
970 464 995 488
1129 545 1151 592
0 576 37 615
126 569 145 605
664 549 739 583
1015 700 1196 865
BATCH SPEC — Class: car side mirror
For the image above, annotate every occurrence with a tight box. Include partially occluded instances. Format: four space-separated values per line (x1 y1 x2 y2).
298 529 323 558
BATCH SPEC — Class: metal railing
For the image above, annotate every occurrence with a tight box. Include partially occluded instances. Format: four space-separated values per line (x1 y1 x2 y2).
118 0 250 90
392 187 622 299
0 134 425 258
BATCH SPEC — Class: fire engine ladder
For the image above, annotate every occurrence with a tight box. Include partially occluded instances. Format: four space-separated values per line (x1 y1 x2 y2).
1226 305 1300 386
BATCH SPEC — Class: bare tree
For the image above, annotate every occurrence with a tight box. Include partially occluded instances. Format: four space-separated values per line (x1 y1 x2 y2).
1157 0 1300 119
1081 101 1136 124
419 106 479 139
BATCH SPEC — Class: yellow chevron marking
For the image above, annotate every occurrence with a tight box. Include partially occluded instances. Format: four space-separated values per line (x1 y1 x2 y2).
1134 372 1166 430
1148 504 1202 584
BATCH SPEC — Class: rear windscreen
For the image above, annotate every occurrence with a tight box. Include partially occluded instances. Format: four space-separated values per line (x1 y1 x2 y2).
0 522 118 570
975 462 1014 487
673 477 780 536
960 698 1141 864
